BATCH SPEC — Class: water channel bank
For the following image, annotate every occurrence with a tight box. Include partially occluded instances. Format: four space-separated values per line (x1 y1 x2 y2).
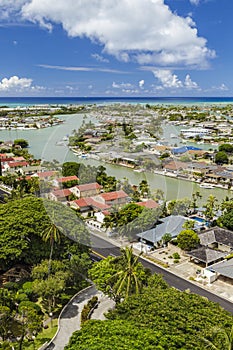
0 113 231 203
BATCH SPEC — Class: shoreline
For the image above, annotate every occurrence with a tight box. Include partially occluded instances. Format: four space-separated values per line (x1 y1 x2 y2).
71 149 232 192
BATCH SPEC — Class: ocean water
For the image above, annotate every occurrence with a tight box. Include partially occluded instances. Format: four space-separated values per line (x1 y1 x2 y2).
1 96 233 107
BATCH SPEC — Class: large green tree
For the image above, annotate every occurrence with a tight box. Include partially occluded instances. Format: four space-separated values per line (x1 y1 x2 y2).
65 273 233 350
204 195 218 224
177 229 200 251
89 247 150 302
215 151 229 165
41 211 62 275
0 196 90 270
201 325 233 350
167 198 191 216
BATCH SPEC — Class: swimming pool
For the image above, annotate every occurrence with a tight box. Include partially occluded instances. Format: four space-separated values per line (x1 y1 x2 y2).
191 216 206 224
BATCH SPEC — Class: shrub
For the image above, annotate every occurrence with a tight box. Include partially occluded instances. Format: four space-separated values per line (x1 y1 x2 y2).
172 252 180 260
18 301 42 314
15 293 29 303
81 296 99 324
4 282 19 291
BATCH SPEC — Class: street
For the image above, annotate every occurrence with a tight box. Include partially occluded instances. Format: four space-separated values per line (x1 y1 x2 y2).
90 233 233 314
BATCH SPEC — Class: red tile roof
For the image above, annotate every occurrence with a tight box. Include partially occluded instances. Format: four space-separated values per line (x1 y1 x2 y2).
137 200 160 209
0 153 8 158
90 199 110 210
38 171 58 178
8 161 29 168
72 197 110 210
0 157 14 162
100 190 128 201
77 182 102 192
72 198 93 207
58 175 79 182
12 156 26 161
52 189 72 198
102 210 111 216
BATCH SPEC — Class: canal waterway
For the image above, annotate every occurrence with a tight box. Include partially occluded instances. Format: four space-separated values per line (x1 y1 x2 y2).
0 113 231 203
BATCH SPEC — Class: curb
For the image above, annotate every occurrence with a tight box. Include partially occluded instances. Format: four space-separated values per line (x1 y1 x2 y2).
140 253 233 306
90 229 233 306
38 285 94 350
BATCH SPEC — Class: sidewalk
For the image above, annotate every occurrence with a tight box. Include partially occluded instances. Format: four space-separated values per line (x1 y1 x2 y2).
91 227 233 304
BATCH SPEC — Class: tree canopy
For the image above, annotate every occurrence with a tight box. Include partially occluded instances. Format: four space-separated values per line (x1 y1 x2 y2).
89 247 150 301
0 196 90 270
65 274 233 350
177 229 200 251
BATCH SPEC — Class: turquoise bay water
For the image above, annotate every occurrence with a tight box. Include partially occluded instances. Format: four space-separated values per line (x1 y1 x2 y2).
0 97 232 202
1 96 233 107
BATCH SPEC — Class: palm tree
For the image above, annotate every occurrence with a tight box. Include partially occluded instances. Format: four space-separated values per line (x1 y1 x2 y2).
191 191 202 213
201 325 233 350
203 194 218 225
111 246 145 300
41 210 62 275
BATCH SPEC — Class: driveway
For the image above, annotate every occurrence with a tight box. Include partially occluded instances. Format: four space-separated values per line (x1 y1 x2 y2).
45 285 97 350
45 286 115 350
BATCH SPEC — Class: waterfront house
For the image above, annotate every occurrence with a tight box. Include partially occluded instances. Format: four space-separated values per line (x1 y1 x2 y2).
180 127 211 138
171 146 201 155
163 160 188 174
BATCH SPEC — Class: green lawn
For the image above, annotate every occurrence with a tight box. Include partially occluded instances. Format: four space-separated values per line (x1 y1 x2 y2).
22 319 58 350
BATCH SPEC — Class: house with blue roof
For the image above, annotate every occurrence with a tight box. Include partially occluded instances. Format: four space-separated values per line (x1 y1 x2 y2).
171 146 201 155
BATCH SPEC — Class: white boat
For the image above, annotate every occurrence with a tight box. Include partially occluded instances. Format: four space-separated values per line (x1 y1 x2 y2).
134 168 145 173
199 183 215 189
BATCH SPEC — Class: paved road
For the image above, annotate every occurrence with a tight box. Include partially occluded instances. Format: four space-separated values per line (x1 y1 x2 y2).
45 285 115 350
46 286 97 350
90 233 233 314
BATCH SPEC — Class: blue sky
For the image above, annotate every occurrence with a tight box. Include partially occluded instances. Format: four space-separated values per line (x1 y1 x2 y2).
0 0 232 97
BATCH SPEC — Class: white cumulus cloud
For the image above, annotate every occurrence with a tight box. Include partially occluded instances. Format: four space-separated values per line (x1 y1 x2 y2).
91 53 109 63
0 75 32 91
139 80 145 88
0 0 215 68
153 70 200 91
184 74 199 89
153 70 183 88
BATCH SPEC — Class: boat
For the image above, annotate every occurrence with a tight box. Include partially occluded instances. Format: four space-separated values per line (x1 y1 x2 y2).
134 168 145 173
199 183 215 189
56 141 66 146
